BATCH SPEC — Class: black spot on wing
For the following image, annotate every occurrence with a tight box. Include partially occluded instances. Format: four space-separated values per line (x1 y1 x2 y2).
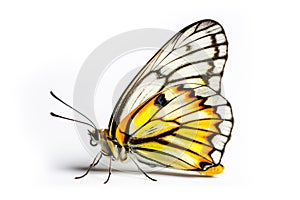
211 35 216 44
199 161 211 169
154 94 168 107
185 45 191 51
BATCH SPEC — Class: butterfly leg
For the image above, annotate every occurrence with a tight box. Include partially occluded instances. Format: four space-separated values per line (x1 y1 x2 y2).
75 152 102 179
129 155 157 182
103 157 112 184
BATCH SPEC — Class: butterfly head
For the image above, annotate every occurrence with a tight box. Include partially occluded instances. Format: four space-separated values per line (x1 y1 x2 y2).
88 129 100 146
88 128 108 146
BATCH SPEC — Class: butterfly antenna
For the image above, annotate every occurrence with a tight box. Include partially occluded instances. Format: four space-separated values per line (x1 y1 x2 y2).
50 112 95 130
50 91 97 130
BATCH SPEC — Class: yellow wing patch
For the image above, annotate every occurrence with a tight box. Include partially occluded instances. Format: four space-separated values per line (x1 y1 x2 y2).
115 84 233 175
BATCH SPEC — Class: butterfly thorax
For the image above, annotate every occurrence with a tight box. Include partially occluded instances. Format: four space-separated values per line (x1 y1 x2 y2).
96 128 128 161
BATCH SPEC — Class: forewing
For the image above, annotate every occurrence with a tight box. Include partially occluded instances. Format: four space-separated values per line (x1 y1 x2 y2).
109 19 228 134
120 84 233 173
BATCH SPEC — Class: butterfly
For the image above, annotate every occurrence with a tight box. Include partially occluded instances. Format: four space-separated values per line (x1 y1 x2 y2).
51 19 234 183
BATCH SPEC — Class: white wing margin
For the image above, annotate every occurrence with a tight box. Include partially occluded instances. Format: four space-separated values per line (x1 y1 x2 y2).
109 19 229 134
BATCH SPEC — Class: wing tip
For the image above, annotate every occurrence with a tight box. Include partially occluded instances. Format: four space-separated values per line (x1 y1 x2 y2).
199 164 224 176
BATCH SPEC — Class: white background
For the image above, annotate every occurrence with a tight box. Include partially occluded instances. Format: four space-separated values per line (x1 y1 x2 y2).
1 0 299 199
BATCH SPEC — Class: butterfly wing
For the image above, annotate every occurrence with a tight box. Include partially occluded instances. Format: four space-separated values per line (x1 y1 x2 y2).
116 84 233 174
108 19 228 135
